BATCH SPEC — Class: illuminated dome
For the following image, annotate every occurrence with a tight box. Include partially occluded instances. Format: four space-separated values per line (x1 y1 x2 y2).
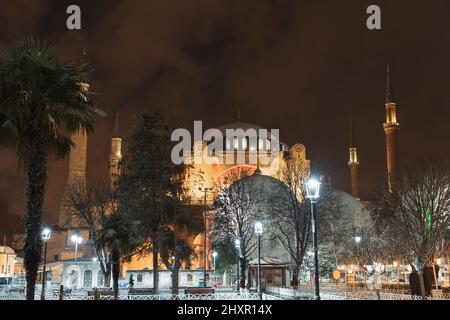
0 246 15 254
216 121 265 135
227 173 295 216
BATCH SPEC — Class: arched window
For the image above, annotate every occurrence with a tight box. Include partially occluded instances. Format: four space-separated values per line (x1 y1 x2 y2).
83 270 93 289
266 139 271 151
97 270 104 288
225 137 231 150
258 138 264 151
242 138 247 150
69 269 79 289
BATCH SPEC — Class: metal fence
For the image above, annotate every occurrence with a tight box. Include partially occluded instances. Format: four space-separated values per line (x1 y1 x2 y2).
1 286 449 301
265 286 450 301
0 293 260 301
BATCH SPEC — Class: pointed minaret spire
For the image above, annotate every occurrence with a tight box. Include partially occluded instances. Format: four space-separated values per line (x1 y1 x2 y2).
348 119 360 199
383 64 400 191
350 119 357 148
386 64 395 104
113 112 120 138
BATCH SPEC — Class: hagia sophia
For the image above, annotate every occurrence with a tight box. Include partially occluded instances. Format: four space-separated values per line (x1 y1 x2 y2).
3 65 400 290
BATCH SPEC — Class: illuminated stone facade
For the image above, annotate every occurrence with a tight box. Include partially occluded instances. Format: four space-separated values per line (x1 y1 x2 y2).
124 121 310 272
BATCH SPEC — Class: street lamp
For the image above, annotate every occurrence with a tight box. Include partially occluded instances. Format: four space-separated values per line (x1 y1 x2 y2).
71 234 83 266
255 221 263 300
305 178 321 300
355 236 362 244
212 251 218 284
234 239 241 292
41 228 51 300
199 187 213 287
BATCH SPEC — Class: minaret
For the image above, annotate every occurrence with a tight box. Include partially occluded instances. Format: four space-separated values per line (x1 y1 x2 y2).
58 51 89 228
58 94 89 228
109 112 122 190
348 120 360 199
383 65 400 190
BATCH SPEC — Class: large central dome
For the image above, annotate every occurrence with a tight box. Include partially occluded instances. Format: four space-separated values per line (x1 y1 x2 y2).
216 121 265 135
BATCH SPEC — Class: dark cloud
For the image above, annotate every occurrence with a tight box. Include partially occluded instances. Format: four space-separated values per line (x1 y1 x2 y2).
0 0 449 235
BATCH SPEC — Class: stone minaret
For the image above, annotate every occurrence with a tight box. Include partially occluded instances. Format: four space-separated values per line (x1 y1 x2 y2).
109 112 122 190
58 94 89 228
383 65 400 190
58 51 90 228
348 120 360 199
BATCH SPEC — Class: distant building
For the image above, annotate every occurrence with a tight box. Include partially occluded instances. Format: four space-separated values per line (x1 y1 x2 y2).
0 246 16 282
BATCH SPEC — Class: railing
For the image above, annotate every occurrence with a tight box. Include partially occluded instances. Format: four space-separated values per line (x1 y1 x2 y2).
1 286 449 301
0 292 262 301
265 286 450 301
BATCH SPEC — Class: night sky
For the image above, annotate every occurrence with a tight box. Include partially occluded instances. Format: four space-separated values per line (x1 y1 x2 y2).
0 0 449 236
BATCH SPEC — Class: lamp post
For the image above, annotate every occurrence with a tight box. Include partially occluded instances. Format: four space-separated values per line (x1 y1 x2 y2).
71 234 83 266
199 187 213 287
40 228 51 300
305 178 321 300
255 221 263 300
234 239 241 292
212 251 218 284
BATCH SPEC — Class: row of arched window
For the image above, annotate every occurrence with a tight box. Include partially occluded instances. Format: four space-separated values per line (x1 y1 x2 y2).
69 269 105 289
208 137 288 152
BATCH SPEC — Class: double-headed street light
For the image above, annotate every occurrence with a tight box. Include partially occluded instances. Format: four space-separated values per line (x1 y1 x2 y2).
234 239 241 292
41 228 51 300
71 234 83 266
255 221 263 300
305 178 321 300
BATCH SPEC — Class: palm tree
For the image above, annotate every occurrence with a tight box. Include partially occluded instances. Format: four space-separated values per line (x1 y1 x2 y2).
97 211 140 300
0 37 101 300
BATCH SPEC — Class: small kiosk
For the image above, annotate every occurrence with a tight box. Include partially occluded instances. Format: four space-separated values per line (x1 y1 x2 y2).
249 257 289 291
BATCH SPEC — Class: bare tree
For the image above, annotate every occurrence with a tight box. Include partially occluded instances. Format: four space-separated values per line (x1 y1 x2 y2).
211 169 262 289
270 159 310 287
67 181 115 286
377 162 450 297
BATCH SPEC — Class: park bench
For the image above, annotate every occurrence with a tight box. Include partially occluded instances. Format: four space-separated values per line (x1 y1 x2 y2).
128 288 156 295
88 289 114 298
184 287 215 295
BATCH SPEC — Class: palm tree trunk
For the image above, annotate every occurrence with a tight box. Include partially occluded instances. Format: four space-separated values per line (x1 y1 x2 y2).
112 248 120 300
24 143 48 300
152 240 159 293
